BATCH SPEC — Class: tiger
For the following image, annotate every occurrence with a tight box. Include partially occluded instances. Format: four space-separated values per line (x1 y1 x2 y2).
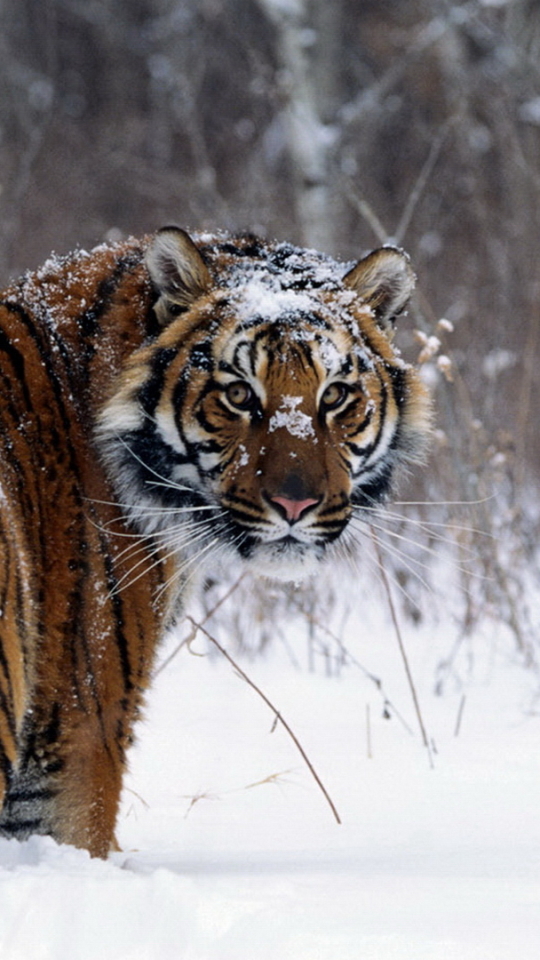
0 226 431 857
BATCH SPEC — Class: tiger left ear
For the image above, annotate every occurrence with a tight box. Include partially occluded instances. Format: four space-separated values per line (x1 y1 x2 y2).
146 226 211 324
343 247 416 332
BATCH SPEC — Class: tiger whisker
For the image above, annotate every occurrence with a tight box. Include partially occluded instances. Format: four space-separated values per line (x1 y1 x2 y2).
350 515 481 571
343 526 429 610
107 519 224 598
357 503 494 546
108 536 202 601
352 498 496 583
85 495 220 516
151 515 245 603
347 511 492 607
392 496 495 508
356 527 434 596
113 434 194 495
350 523 436 581
87 514 220 572
153 534 231 603
87 510 221 543
110 519 219 570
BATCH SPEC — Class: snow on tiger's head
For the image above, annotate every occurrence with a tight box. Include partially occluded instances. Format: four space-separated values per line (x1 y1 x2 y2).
97 227 432 582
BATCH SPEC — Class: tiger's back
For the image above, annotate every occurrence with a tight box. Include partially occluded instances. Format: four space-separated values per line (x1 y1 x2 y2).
0 229 431 856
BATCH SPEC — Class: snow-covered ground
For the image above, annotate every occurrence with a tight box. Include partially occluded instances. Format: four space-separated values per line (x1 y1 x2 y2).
0 577 538 960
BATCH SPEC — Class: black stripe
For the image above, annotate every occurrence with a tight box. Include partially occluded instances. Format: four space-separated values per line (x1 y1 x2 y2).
346 440 373 459
360 380 389 459
386 363 407 406
0 529 9 621
43 702 61 745
318 495 349 518
0 620 19 731
0 749 12 782
195 403 235 432
78 251 143 339
0 303 80 450
172 369 197 453
122 430 197 506
5 787 57 803
333 396 372 425
351 461 394 507
1 299 78 403
189 340 213 371
102 547 133 695
0 688 16 739
201 442 242 478
226 500 265 519
337 355 354 376
0 818 43 835
139 346 179 415
0 327 33 411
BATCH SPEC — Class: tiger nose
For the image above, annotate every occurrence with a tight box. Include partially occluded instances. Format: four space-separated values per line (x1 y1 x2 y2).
270 495 320 523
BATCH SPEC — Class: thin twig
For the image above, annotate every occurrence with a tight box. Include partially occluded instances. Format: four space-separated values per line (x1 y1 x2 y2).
454 693 467 738
346 187 388 244
187 615 342 825
154 572 247 676
394 115 457 245
293 596 415 735
371 531 434 768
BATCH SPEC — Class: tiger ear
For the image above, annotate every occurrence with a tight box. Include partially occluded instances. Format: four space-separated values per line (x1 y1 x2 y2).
145 227 211 324
343 247 415 332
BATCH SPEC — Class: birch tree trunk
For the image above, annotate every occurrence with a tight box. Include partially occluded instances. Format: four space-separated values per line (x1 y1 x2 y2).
256 0 340 250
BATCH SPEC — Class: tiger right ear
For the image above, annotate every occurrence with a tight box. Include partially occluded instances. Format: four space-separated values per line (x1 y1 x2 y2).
343 247 416 332
145 227 211 324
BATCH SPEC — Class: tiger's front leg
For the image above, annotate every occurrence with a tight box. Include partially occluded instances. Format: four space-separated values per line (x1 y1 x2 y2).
0 490 168 856
0 696 131 858
48 714 127 858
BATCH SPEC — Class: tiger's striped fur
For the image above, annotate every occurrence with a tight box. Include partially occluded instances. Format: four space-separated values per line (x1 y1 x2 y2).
0 228 430 856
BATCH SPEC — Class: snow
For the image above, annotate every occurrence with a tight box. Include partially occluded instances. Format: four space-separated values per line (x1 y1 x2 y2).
233 278 316 323
0 575 539 959
268 395 316 440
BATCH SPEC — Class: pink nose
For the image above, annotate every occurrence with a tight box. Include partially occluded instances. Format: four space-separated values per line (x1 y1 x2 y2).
270 496 319 523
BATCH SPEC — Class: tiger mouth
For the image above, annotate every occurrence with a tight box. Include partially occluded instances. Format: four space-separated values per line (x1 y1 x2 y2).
231 521 337 561
236 535 328 580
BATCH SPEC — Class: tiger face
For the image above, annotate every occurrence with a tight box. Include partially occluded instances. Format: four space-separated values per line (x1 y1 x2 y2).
98 228 431 585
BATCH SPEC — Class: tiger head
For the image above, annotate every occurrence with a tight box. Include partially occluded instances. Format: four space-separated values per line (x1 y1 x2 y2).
97 228 431 585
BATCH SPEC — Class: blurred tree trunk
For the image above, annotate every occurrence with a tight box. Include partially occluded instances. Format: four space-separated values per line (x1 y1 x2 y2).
256 0 341 249
506 0 540 59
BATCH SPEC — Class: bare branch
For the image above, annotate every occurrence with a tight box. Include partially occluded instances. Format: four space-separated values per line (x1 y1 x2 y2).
187 615 342 825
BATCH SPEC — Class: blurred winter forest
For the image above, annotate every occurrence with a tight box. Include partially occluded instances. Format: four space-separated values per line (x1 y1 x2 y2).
1 0 539 665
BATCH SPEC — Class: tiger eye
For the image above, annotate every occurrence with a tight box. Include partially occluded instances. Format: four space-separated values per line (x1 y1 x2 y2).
321 382 349 411
225 381 254 409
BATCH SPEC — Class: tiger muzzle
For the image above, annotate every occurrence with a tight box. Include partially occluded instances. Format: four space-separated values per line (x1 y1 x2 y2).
269 494 321 523
264 471 323 524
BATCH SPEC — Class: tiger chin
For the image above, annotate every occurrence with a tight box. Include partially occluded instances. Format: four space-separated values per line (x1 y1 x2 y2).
0 226 431 857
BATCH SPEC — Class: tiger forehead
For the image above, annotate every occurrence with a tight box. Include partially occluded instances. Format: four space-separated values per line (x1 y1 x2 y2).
216 318 371 382
199 236 353 292
226 271 364 331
